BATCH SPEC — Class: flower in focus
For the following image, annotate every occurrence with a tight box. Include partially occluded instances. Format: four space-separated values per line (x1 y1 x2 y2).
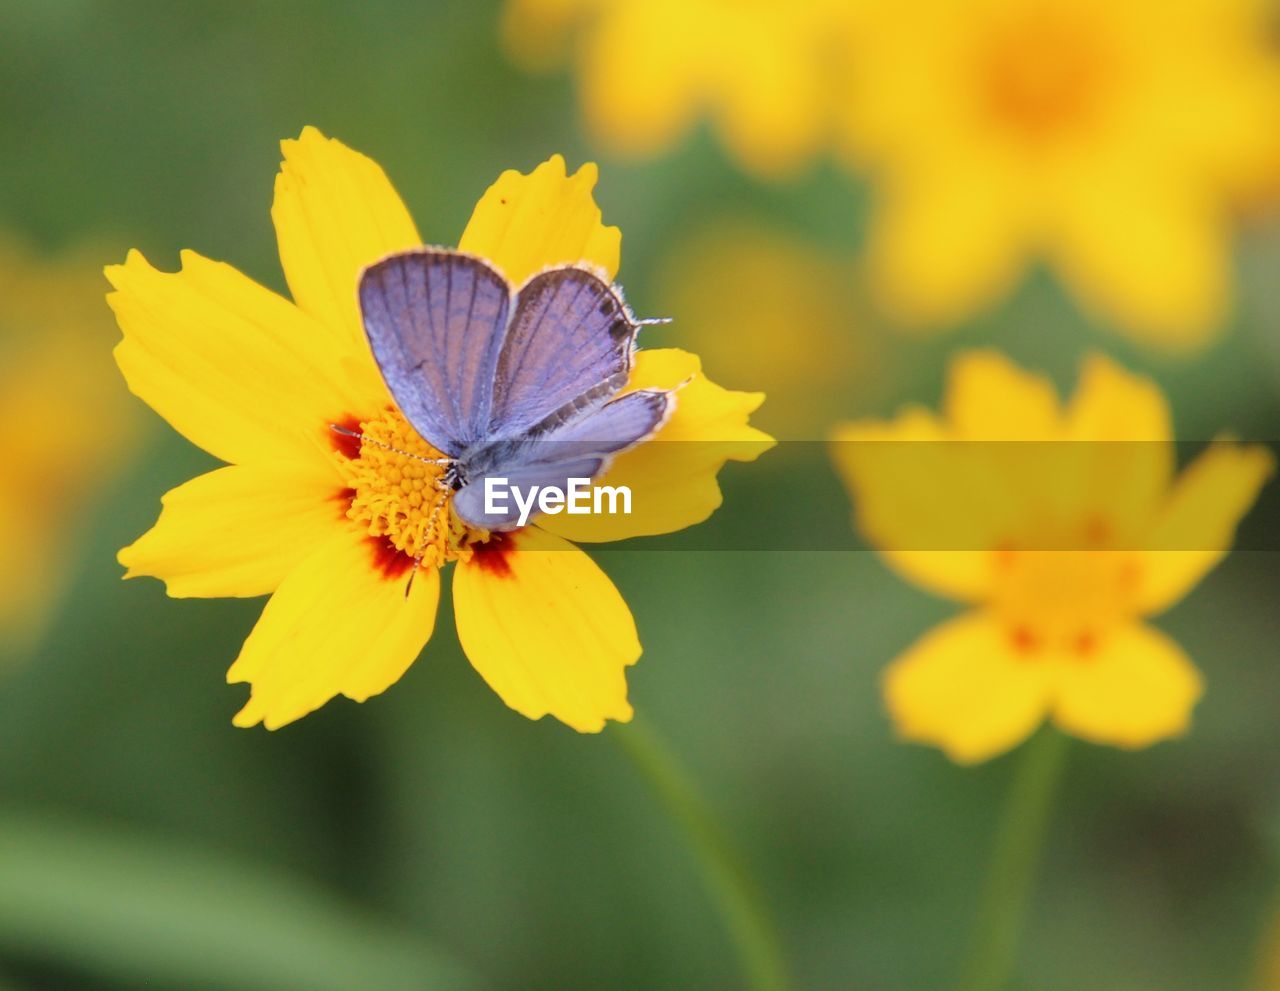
108 127 772 732
0 236 141 655
501 0 853 179
651 219 870 439
831 351 1273 763
841 0 1280 348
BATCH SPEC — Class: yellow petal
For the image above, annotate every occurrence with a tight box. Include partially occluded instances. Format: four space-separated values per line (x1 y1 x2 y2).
272 126 423 350
712 14 827 178
452 527 639 732
1051 623 1202 749
1138 440 1274 614
1062 354 1174 540
119 463 344 598
1054 175 1230 351
884 612 1052 764
107 249 367 467
866 157 1029 328
228 527 439 729
944 350 1062 441
457 155 621 286
543 349 773 543
577 0 703 162
830 414 1006 601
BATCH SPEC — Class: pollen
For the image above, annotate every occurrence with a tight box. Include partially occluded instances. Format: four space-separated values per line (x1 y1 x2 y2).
990 546 1142 655
976 9 1114 144
332 409 477 569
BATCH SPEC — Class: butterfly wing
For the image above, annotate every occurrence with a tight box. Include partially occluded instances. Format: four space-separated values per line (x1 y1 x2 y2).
359 248 512 455
453 389 673 530
487 266 639 441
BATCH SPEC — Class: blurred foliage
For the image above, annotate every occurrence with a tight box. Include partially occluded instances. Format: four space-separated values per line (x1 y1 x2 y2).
1 1 1279 989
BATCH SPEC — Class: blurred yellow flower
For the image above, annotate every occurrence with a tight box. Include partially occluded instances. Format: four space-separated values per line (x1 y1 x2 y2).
108 127 771 732
501 0 853 178
651 220 869 439
0 237 140 654
842 0 1280 348
831 351 1273 763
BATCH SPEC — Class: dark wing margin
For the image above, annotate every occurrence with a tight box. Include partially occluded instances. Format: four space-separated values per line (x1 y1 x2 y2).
487 266 639 440
359 248 512 455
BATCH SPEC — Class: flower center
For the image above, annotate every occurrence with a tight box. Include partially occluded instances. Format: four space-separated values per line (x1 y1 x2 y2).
332 408 475 569
976 9 1114 144
991 547 1141 657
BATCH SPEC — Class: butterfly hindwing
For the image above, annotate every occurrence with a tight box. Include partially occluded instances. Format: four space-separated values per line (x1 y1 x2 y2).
359 249 512 455
454 389 673 530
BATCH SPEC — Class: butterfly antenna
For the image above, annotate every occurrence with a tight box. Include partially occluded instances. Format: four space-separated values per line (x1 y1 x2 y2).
328 424 451 466
636 316 673 327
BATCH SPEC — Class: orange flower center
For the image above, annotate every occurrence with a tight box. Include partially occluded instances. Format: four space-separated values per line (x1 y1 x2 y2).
332 408 479 569
991 548 1141 657
976 10 1114 143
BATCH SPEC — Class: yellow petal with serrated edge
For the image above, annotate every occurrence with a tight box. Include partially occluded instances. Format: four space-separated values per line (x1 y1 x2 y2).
543 349 773 543
452 527 638 732
119 463 343 599
1138 440 1274 614
228 527 439 730
830 415 1003 602
458 155 621 286
107 249 367 467
272 126 422 351
884 612 1052 765
1051 623 1202 749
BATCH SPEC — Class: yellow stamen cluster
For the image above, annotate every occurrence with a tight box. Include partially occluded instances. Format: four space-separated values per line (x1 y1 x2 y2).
335 409 474 568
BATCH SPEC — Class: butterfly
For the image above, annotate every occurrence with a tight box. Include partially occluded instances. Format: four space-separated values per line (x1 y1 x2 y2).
354 248 675 531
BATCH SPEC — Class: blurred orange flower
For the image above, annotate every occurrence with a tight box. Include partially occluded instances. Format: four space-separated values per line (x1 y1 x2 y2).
0 236 141 653
831 351 1273 763
501 0 853 179
841 0 1280 348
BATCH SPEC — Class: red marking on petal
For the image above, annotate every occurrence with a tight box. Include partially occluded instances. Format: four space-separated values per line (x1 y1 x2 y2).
1072 630 1098 658
470 532 516 579
330 415 364 459
1009 625 1041 655
368 537 415 580
334 487 357 516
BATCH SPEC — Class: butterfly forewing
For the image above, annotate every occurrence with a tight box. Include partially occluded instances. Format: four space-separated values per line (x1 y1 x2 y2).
488 266 638 440
359 249 512 455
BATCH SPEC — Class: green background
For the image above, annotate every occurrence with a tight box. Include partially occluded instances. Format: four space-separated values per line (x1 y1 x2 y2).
2 2 1279 988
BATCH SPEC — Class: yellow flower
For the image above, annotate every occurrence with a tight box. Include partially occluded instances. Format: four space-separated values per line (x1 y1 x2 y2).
831 351 1273 763
108 127 771 732
841 0 1280 348
501 0 852 179
0 236 141 653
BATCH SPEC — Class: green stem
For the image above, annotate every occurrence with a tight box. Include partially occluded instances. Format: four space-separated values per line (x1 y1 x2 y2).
613 715 790 991
956 728 1071 991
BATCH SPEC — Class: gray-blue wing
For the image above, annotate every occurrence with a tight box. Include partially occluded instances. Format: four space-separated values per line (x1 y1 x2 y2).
488 266 639 439
359 249 512 455
453 389 673 530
